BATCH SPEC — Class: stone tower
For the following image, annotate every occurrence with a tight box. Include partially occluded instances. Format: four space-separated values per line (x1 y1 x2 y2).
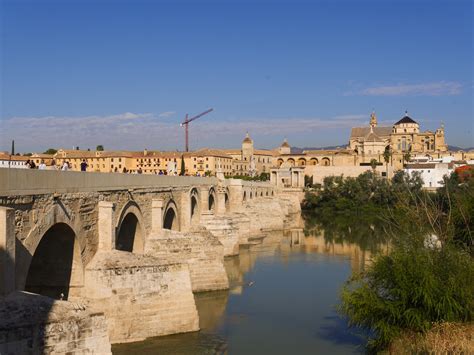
242 132 254 161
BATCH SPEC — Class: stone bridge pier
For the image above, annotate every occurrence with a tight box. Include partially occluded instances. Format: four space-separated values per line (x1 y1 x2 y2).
0 168 302 353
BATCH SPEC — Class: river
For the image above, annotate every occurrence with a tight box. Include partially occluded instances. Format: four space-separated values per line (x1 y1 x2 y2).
113 217 384 354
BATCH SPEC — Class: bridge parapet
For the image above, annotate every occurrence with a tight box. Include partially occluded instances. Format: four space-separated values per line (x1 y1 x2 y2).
0 168 217 196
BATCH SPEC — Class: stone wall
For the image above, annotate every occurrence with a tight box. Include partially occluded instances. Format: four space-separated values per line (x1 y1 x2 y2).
0 292 111 354
84 250 199 343
305 164 392 184
146 228 229 292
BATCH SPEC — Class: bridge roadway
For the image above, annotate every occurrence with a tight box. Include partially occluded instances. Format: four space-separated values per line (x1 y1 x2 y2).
0 168 302 354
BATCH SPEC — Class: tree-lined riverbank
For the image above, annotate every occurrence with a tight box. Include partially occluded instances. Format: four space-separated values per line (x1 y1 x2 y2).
303 170 474 353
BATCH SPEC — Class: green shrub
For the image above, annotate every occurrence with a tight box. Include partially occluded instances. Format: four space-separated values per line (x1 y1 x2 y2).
340 238 474 351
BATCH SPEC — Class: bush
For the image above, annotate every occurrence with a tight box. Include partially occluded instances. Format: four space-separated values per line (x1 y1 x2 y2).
340 238 474 351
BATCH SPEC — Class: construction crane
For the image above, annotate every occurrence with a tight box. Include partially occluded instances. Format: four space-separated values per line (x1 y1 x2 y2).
180 108 213 152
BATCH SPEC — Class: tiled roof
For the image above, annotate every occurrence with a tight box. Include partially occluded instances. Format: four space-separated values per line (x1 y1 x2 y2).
0 154 30 161
405 163 437 169
190 149 232 158
395 115 418 125
350 126 392 138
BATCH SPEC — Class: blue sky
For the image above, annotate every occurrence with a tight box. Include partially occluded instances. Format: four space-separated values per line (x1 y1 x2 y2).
1 0 472 152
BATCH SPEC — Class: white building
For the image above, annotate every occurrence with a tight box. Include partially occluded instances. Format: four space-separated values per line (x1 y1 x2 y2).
0 154 29 169
405 161 453 189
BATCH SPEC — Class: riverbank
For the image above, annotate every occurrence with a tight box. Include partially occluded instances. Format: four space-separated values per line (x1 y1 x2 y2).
303 170 474 353
388 322 473 354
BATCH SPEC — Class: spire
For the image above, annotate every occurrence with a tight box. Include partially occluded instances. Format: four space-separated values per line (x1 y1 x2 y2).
370 110 377 127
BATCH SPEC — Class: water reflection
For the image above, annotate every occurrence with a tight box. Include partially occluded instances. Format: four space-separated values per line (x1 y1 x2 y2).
113 217 382 354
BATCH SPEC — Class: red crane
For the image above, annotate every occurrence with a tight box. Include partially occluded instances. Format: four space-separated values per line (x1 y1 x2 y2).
180 108 213 152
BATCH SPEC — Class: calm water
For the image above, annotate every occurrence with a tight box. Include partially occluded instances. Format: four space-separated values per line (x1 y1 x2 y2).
113 224 378 355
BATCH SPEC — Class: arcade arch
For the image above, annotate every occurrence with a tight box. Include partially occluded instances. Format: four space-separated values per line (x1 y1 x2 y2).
321 157 331 166
208 188 216 211
190 188 200 223
163 200 179 231
115 202 145 254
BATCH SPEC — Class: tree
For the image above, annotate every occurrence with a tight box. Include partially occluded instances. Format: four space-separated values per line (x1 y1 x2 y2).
383 147 391 178
180 155 185 176
96 145 104 151
43 148 57 155
370 158 378 175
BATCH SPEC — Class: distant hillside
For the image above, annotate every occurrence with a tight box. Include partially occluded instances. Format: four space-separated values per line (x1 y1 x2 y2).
448 145 474 151
290 145 348 154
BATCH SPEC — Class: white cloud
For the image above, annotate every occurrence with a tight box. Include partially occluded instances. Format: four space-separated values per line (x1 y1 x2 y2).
1 112 365 152
332 114 367 120
355 81 462 96
158 111 176 118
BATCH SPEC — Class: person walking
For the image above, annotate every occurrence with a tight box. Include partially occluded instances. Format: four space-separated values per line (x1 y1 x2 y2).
61 161 69 171
38 160 47 170
80 159 88 172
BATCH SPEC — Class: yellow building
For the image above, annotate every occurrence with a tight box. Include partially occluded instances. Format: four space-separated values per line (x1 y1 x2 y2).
187 149 234 176
223 133 276 176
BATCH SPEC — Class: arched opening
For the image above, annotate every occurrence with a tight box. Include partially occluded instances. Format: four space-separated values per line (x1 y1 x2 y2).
164 207 178 230
277 158 284 167
243 191 247 201
250 192 253 199
191 195 198 221
322 157 331 166
297 158 306 166
287 158 295 167
208 188 216 211
310 158 319 165
208 194 215 211
116 213 144 253
224 193 229 211
25 223 83 300
266 191 269 196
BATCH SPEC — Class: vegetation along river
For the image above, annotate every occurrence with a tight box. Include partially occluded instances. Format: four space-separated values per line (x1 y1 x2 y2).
113 214 386 354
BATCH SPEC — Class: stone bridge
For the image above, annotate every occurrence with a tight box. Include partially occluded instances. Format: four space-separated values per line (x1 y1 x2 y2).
0 168 302 354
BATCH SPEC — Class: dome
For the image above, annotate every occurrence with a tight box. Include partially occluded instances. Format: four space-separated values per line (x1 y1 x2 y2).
395 112 418 125
242 132 253 144
281 139 290 148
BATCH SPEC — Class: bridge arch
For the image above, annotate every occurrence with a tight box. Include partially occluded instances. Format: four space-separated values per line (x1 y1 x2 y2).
163 199 180 231
115 201 145 254
24 222 84 300
18 203 85 293
208 187 216 211
190 188 200 224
